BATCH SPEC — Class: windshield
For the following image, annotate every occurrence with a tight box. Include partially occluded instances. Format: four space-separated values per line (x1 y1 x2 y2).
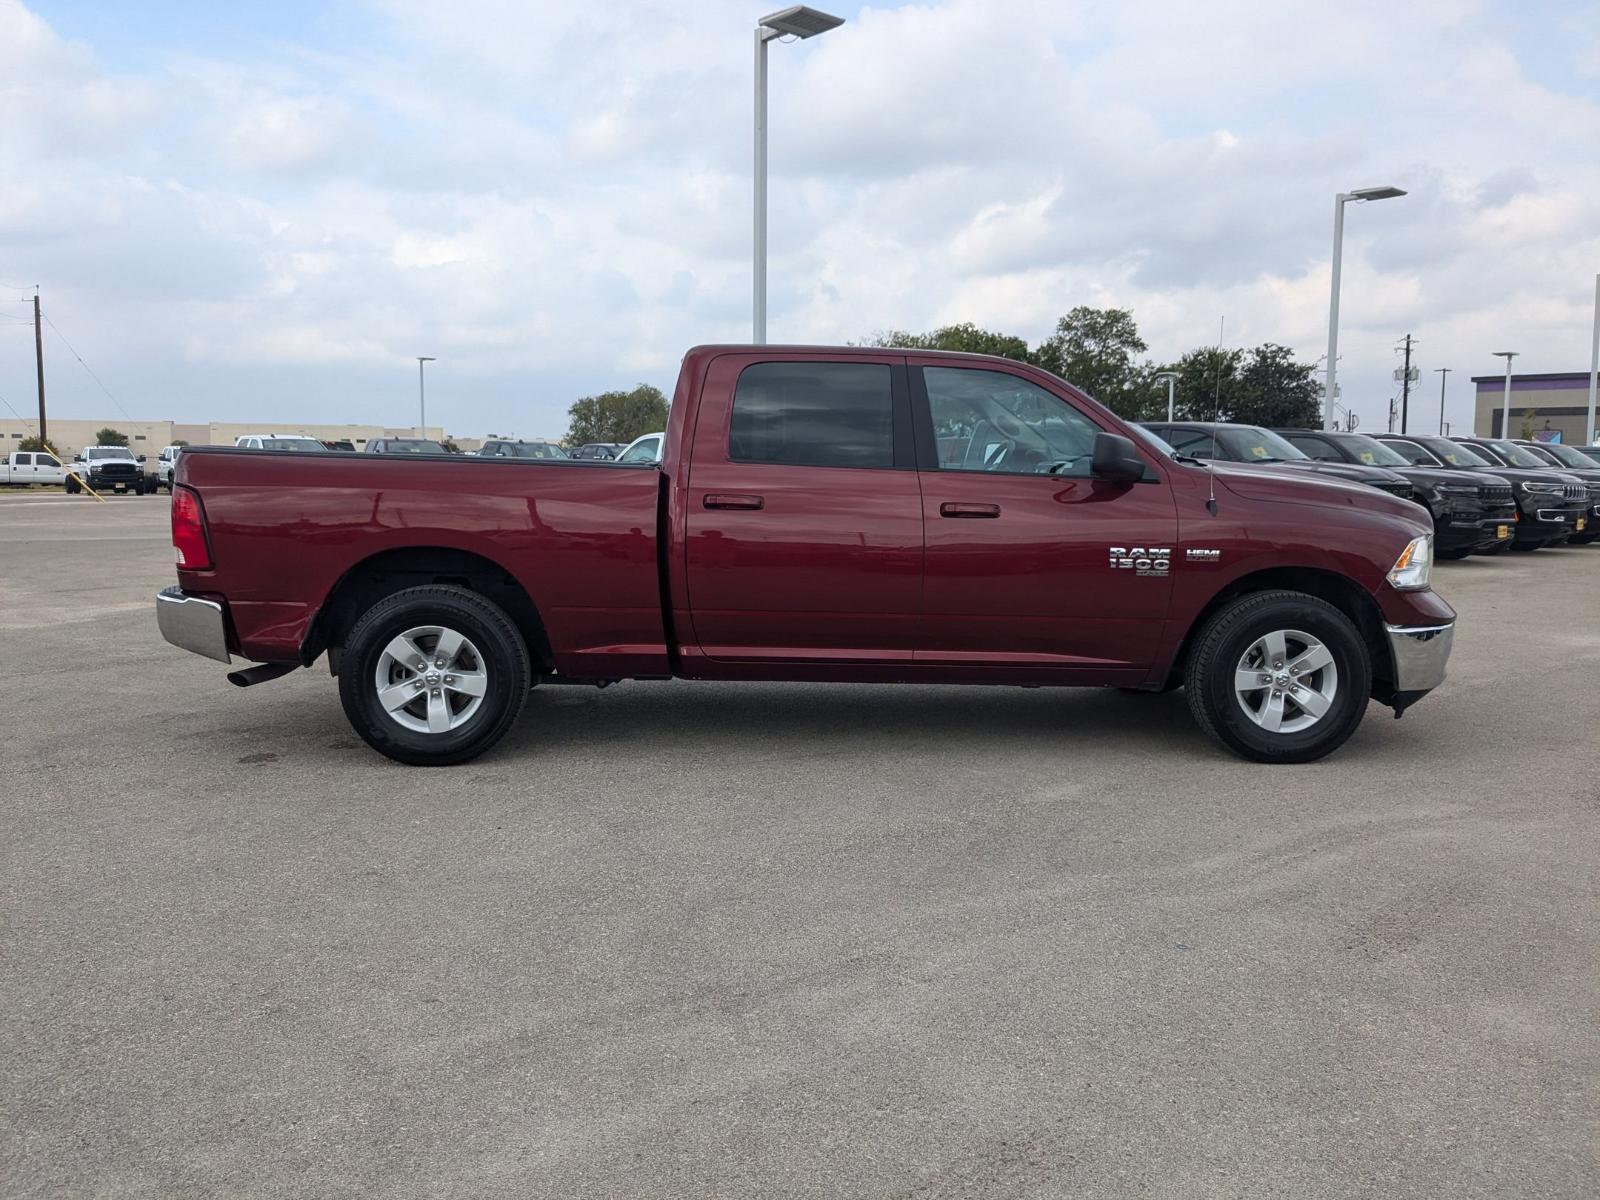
518 443 568 459
264 438 324 452
388 440 447 454
1338 435 1409 466
618 436 661 463
1570 446 1600 466
1482 440 1547 468
86 447 134 461
1379 438 1437 465
1421 438 1493 467
1217 427 1309 462
1128 425 1177 459
1532 443 1593 469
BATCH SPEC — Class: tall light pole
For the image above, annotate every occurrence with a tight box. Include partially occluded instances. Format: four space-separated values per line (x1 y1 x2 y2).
1323 185 1407 430
1493 351 1517 439
417 356 435 436
753 6 844 344
1154 371 1179 421
1434 367 1451 435
1587 273 1598 445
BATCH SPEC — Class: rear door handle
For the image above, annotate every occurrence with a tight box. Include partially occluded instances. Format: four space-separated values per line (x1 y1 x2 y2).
939 501 1001 518
704 493 764 511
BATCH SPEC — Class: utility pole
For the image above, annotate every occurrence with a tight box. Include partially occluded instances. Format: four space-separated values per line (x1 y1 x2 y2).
32 290 47 444
1434 367 1451 435
1398 333 1414 434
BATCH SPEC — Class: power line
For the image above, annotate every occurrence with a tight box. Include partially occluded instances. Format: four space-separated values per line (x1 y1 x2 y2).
41 312 137 423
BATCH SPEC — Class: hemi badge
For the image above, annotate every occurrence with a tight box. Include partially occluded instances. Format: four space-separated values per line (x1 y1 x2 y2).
1186 548 1221 561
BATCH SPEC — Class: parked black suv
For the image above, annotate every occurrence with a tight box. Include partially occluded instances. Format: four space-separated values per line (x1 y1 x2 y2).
1511 441 1600 545
1142 422 1420 501
1453 438 1591 548
1375 434 1584 552
1274 429 1513 558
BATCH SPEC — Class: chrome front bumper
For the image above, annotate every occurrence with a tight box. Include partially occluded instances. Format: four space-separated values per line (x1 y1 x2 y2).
1384 622 1454 691
156 586 231 663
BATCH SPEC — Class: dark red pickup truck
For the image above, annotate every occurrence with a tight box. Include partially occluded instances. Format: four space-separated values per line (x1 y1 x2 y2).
157 346 1455 765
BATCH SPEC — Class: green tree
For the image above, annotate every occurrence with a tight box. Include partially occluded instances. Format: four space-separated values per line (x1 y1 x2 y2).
93 427 129 447
18 435 47 453
865 322 1032 363
565 384 669 446
172 439 190 448
1032 307 1152 418
1169 346 1245 421
1228 343 1322 428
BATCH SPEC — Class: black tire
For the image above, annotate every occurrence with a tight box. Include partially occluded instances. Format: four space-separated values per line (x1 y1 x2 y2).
65 476 80 494
338 585 530 766
1184 590 1371 764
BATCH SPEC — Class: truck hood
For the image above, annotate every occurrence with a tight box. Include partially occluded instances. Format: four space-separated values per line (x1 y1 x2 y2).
1207 462 1427 522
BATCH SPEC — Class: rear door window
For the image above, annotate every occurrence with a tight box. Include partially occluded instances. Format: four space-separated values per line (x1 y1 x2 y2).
730 362 894 469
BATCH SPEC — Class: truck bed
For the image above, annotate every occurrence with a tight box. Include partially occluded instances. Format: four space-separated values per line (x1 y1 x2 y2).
176 448 669 677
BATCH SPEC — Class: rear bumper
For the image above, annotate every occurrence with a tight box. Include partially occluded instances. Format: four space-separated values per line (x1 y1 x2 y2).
1384 622 1453 691
156 586 231 663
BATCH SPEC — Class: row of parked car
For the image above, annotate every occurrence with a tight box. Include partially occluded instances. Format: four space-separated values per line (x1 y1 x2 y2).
227 431 667 463
1139 423 1600 556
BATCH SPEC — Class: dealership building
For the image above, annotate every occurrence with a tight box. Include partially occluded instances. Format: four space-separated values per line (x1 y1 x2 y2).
1472 372 1598 443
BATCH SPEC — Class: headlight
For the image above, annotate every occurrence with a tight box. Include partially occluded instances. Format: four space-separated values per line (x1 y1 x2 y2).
1519 481 1562 494
1387 534 1432 591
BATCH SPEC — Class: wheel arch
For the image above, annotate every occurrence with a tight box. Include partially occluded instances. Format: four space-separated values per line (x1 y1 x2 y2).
1163 567 1391 693
302 546 553 673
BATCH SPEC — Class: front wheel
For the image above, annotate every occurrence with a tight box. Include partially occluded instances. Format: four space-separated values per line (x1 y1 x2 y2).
338 585 531 766
1184 590 1372 764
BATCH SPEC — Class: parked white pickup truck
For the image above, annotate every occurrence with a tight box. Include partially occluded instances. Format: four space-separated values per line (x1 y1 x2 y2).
156 444 184 491
1 450 68 486
67 446 153 494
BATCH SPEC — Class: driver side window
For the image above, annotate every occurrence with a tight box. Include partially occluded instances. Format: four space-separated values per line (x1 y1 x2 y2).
923 367 1100 476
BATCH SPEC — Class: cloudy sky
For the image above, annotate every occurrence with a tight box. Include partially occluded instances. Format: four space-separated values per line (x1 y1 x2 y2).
1 0 1597 440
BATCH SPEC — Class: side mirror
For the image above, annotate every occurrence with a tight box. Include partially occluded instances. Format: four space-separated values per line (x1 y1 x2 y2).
1090 432 1147 484
138 455 147 463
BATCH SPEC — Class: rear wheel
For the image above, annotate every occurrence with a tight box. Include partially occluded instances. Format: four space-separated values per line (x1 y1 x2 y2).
1184 590 1371 764
64 476 80 494
338 585 530 766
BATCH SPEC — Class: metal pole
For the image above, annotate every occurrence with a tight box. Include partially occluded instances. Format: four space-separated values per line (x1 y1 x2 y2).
1588 274 1598 445
1435 367 1450 435
1323 194 1346 431
753 29 769 345
1496 352 1517 439
32 291 46 448
1166 375 1175 422
418 358 426 435
1399 333 1413 434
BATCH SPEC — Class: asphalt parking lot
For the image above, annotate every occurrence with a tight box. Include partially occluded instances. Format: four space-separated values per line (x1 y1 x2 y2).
3 491 1597 1199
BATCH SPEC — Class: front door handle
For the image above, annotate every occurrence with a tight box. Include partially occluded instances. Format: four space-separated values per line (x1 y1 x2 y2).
939 501 1001 518
704 493 764 511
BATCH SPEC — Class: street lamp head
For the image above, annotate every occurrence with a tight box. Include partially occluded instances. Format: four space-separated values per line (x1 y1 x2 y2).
1153 371 1179 383
758 6 845 37
1492 351 1517 359
1348 186 1406 202
417 356 436 363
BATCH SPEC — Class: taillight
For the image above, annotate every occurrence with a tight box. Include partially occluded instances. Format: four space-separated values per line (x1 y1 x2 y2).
172 486 213 570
